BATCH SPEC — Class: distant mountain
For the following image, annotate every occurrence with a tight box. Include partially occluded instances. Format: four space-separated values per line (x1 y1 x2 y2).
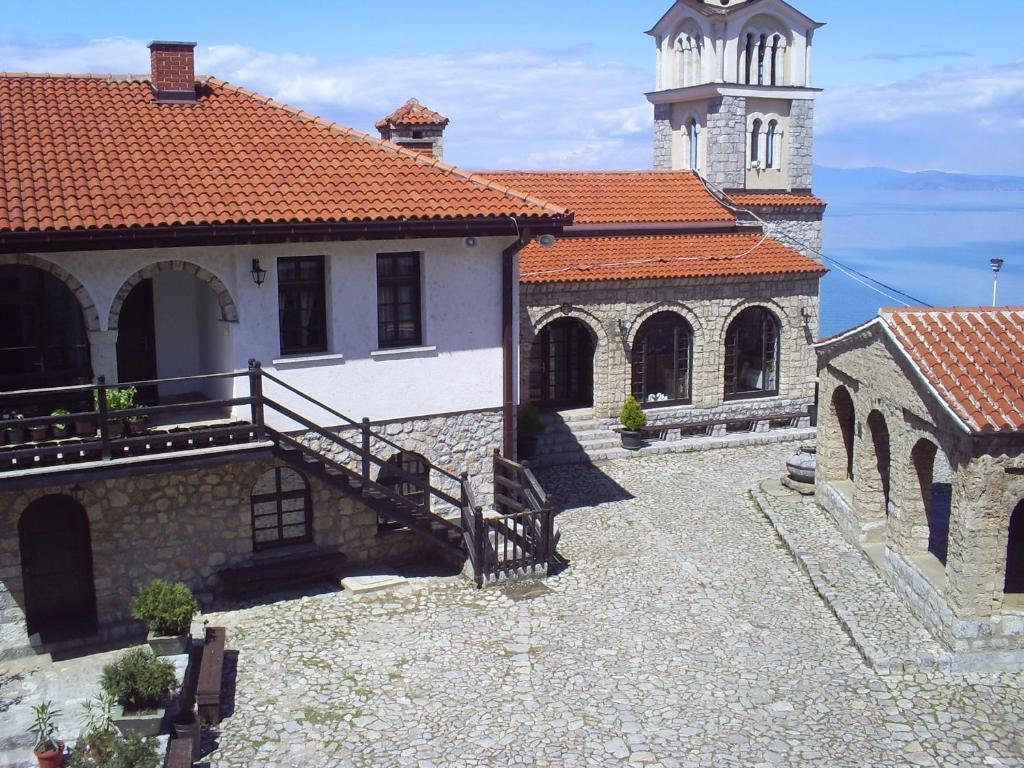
815 166 1024 193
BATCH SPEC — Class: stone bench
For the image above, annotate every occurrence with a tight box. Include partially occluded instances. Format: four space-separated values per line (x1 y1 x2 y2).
218 546 348 599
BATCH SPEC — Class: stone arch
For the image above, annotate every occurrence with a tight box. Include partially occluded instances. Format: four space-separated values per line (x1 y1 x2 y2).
907 438 953 563
855 409 892 521
529 305 607 348
626 302 705 349
108 261 238 330
830 385 856 482
719 299 789 345
0 253 101 332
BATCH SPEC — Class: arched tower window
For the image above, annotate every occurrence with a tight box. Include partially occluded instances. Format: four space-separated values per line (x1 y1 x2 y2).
687 118 700 171
739 22 789 86
750 119 762 166
674 26 703 88
766 120 778 168
631 312 693 406
724 307 780 398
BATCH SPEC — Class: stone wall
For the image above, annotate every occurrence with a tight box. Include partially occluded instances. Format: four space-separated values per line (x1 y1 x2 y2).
0 456 436 657
653 104 672 170
705 96 747 189
752 209 824 261
521 274 820 420
787 99 815 190
814 328 1024 655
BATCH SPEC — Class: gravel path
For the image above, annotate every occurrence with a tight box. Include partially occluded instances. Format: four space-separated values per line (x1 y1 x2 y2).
203 444 1024 768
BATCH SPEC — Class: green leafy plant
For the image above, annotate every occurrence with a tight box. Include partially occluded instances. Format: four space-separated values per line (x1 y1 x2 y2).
28 701 61 754
94 386 137 412
518 403 547 438
619 396 647 432
130 579 198 636
76 692 117 760
100 648 177 712
67 731 161 768
50 408 70 430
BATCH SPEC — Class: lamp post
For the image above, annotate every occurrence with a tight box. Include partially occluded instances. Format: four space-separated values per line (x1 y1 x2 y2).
990 258 1005 307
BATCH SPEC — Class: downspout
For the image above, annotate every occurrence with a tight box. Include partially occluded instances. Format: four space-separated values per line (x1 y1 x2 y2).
502 226 532 458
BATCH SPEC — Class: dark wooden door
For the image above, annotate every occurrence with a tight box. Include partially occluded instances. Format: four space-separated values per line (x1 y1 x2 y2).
115 279 158 402
538 319 593 408
1006 500 1024 594
19 495 98 643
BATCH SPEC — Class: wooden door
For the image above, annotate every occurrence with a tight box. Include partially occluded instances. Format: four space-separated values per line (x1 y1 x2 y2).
19 495 98 644
115 279 158 402
538 319 593 408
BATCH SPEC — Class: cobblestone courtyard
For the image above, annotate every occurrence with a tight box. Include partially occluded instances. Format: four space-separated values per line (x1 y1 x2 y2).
204 444 1024 768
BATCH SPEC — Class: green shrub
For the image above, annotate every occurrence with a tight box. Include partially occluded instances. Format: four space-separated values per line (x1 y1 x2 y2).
94 386 137 412
51 408 70 430
100 648 176 712
67 731 161 768
619 396 647 431
130 579 198 636
28 701 61 754
518 403 547 438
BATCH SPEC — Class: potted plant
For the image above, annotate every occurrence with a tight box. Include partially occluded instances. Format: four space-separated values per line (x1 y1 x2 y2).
27 414 51 443
74 408 96 437
131 579 198 656
100 647 177 737
27 701 64 768
516 403 547 461
67 730 161 768
4 411 27 445
51 408 71 439
75 693 117 763
619 395 647 450
95 386 137 439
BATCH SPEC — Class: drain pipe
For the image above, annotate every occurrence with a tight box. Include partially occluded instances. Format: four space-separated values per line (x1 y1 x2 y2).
502 223 533 459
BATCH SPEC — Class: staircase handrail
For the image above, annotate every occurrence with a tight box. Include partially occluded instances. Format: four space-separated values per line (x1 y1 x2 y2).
257 366 462 485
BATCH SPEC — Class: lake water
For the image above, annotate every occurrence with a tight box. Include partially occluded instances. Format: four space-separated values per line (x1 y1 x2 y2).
816 186 1024 338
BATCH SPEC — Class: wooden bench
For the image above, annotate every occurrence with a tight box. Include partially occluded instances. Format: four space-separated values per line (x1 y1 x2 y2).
218 547 348 599
166 735 194 768
639 410 808 441
197 626 226 726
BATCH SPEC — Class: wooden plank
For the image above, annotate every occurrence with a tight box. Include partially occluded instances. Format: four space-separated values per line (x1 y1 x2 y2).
166 736 194 768
197 627 226 726
494 492 528 513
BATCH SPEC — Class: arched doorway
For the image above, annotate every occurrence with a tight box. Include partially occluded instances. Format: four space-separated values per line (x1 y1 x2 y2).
1005 500 1024 594
724 306 780 399
113 266 235 404
831 386 855 481
910 439 952 564
0 264 92 392
631 312 693 406
530 318 594 408
866 410 891 517
18 495 98 643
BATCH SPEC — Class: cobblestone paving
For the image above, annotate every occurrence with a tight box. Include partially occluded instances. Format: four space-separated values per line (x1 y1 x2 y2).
204 445 1024 768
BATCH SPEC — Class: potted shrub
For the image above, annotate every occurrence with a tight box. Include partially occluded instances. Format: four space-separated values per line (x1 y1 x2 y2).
101 647 177 737
74 693 117 763
4 411 27 445
51 408 71 439
516 403 547 461
619 396 647 450
67 730 161 768
131 579 198 656
27 701 64 768
95 386 137 439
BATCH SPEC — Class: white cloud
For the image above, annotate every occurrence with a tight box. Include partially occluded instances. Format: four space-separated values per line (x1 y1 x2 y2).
0 37 654 169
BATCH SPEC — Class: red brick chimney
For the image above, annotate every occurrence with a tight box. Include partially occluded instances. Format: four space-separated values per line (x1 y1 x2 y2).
147 41 197 103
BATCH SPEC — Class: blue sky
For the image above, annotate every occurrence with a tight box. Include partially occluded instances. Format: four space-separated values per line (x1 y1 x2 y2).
3 1 1024 173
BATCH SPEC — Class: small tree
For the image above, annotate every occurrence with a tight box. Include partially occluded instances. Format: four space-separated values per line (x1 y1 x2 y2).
130 579 198 637
28 701 61 755
619 396 647 432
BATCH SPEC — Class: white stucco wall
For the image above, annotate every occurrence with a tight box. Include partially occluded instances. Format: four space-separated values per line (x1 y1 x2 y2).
25 235 513 429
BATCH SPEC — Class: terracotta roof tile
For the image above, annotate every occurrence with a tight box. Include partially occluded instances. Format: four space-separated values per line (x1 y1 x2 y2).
374 98 449 130
727 192 827 208
520 233 826 284
0 75 562 234
881 306 1024 433
477 171 734 224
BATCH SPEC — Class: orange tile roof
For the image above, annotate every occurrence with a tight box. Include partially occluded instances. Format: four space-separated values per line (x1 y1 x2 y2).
880 307 1024 433
478 171 734 224
375 98 449 129
0 75 563 234
728 192 827 208
520 232 826 284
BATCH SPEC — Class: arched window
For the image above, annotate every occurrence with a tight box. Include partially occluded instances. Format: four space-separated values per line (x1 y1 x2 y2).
744 34 755 84
675 26 703 88
739 24 788 86
765 120 778 169
687 118 700 171
377 451 429 532
631 312 693 406
757 34 768 85
770 34 782 85
251 467 312 550
750 119 762 166
724 307 779 398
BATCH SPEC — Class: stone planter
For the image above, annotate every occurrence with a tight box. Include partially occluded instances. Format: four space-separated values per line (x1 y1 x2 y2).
786 444 816 483
113 704 164 737
620 430 644 450
148 630 189 656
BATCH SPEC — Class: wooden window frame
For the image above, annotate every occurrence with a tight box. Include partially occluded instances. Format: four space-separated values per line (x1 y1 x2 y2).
631 313 693 408
724 307 781 401
376 252 422 349
277 255 328 356
250 467 313 551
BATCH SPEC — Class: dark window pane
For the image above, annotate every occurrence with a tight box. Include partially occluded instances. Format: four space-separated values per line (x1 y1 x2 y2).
250 467 312 551
277 256 327 355
376 253 421 348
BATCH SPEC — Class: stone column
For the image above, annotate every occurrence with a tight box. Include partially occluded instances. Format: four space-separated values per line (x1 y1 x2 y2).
87 329 119 384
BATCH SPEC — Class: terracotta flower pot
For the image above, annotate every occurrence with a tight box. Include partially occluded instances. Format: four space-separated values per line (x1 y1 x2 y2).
34 741 63 768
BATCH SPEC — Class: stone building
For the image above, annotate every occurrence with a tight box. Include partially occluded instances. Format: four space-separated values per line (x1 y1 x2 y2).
646 0 827 259
815 307 1024 666
375 98 449 161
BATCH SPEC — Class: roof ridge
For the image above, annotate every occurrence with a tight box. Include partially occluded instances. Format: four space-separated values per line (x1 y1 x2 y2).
203 76 568 219
0 71 151 82
477 169 699 175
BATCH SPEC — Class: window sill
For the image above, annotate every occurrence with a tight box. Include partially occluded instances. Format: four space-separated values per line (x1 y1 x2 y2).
724 390 780 402
640 400 693 412
272 353 344 367
370 345 438 359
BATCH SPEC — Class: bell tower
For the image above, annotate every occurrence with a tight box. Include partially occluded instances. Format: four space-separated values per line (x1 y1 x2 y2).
645 0 826 257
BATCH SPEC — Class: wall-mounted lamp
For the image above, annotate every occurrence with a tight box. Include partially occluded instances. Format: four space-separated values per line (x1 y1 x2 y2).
251 258 268 287
538 234 557 248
